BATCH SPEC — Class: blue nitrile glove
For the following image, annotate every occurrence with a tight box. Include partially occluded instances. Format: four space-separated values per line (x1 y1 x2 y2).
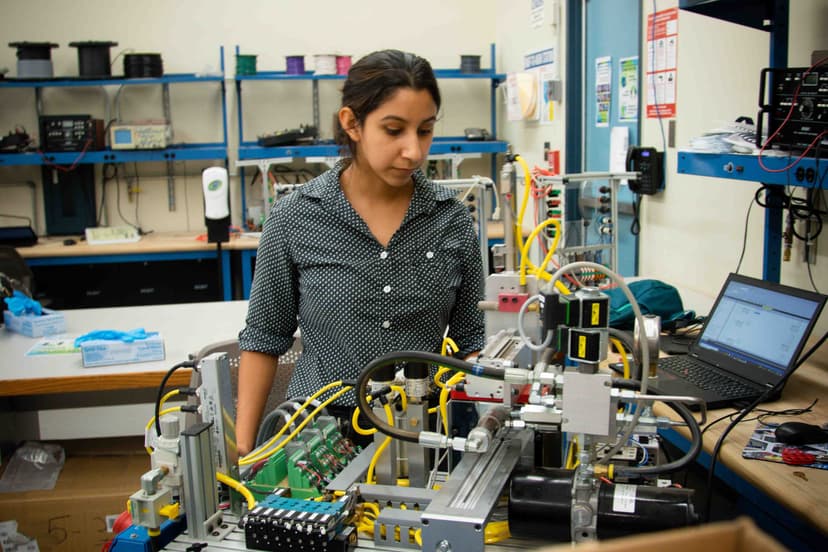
74 328 159 347
4 290 42 316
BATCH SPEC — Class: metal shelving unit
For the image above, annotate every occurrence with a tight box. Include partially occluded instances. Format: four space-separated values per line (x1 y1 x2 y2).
675 0 827 282
233 44 509 221
0 50 233 305
0 51 230 167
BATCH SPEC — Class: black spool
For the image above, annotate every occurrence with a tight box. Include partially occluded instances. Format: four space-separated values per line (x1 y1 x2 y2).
8 42 58 79
69 41 118 78
8 41 58 60
460 55 481 73
123 53 164 78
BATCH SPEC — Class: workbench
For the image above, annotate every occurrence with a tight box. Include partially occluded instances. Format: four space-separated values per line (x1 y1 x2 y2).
0 300 249 439
655 343 828 550
15 232 259 306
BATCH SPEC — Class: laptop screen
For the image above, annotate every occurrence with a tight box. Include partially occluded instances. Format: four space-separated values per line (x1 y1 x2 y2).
697 276 823 377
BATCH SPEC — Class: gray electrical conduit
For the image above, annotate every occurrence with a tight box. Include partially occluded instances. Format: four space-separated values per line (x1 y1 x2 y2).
253 397 327 450
255 408 292 448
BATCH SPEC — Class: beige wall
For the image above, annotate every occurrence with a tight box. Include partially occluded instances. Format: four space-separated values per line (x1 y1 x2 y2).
0 0 497 233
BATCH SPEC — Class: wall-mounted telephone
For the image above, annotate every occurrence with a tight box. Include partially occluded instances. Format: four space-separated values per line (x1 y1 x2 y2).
626 146 664 195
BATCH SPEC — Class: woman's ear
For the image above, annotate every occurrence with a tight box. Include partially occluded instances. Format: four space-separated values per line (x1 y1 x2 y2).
338 107 360 142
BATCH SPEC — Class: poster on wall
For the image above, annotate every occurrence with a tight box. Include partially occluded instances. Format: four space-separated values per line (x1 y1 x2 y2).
646 7 678 118
595 56 611 127
529 0 545 28
618 56 639 122
523 47 558 123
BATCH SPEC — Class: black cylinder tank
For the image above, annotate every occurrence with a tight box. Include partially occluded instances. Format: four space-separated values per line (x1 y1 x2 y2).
509 468 698 542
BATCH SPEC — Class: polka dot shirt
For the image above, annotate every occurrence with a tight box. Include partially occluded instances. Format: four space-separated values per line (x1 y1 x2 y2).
238 160 486 406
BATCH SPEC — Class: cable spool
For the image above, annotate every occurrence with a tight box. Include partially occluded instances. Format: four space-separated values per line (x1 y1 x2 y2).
123 53 163 78
69 41 118 78
313 54 337 75
285 55 305 75
460 55 481 73
335 55 351 75
236 54 257 76
8 41 58 79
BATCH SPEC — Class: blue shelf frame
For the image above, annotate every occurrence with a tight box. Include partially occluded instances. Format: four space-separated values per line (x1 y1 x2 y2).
677 152 827 187
237 137 508 161
0 73 225 88
0 50 230 168
0 143 228 166
234 44 505 148
26 250 233 302
234 44 507 220
677 1 795 283
240 249 257 299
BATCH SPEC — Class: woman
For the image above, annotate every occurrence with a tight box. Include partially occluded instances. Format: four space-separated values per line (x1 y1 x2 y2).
236 49 485 456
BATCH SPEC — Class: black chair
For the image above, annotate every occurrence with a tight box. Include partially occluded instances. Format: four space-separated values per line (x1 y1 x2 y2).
0 245 34 297
186 336 301 447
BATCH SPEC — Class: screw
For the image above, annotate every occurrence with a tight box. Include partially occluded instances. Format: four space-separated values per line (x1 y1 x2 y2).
437 540 452 552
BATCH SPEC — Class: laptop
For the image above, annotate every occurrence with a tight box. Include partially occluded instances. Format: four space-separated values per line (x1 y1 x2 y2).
651 273 826 410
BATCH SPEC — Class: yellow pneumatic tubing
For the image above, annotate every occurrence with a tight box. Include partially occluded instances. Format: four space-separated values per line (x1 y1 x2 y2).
240 385 352 466
513 155 569 295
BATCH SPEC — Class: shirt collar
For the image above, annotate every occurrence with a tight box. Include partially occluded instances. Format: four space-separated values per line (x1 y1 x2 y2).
300 159 456 215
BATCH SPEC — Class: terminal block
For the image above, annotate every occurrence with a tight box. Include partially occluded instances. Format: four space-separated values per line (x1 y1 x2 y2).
243 495 354 552
246 416 358 500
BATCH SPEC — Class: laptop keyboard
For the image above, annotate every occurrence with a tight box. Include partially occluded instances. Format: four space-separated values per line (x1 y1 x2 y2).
660 356 757 398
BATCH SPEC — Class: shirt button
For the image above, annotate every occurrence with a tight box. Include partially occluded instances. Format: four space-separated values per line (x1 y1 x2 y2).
382 320 391 329
383 285 391 294
426 251 434 259
380 251 388 259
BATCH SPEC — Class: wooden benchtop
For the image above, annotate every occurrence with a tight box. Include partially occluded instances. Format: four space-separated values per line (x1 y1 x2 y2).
654 345 828 534
17 231 260 258
17 222 515 259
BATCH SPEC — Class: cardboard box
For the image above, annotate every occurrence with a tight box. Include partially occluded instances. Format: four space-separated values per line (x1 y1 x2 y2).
537 517 786 552
3 309 66 338
0 438 149 552
79 334 165 367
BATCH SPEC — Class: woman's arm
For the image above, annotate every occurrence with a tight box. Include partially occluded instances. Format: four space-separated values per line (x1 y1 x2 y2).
236 350 279 456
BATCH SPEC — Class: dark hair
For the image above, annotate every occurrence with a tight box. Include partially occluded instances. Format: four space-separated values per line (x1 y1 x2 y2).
334 49 441 158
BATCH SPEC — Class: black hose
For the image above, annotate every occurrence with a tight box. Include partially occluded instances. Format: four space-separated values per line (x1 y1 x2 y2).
611 378 642 390
289 397 328 418
608 328 638 375
255 407 293 447
154 360 197 437
615 399 702 477
356 350 506 443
